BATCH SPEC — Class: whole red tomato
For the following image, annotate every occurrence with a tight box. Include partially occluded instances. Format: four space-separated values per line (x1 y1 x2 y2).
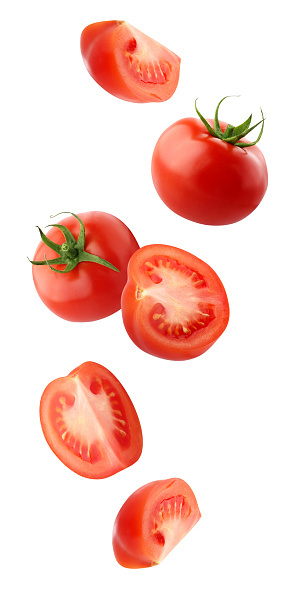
151 97 268 225
121 244 229 361
31 211 139 321
40 361 143 479
112 478 201 568
80 20 180 103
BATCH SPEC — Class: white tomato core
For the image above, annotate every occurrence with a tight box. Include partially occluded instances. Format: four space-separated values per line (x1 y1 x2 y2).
52 376 129 465
140 256 216 338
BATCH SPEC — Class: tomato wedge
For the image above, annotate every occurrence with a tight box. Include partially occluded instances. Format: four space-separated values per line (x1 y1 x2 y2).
80 20 181 103
121 244 229 360
112 478 201 568
40 362 143 479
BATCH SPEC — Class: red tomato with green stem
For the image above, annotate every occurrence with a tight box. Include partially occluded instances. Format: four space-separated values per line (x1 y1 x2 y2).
121 244 229 361
112 478 201 568
80 20 181 103
151 96 268 225
30 211 139 321
40 361 143 479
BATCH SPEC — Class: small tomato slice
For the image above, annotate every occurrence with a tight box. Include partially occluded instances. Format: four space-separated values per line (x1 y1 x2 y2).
121 244 229 360
80 20 180 103
40 362 143 479
112 478 201 568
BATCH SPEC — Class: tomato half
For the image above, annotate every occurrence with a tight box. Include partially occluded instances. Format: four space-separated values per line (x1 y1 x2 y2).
112 478 201 568
80 20 180 103
121 244 229 361
40 362 143 479
32 212 139 321
151 117 268 225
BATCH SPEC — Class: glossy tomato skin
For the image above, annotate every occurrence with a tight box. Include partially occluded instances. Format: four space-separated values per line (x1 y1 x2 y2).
121 244 229 361
113 478 201 568
151 117 268 225
80 20 180 103
32 212 139 321
40 361 143 479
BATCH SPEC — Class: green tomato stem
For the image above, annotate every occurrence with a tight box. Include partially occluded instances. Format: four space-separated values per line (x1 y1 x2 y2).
195 96 265 148
29 212 120 274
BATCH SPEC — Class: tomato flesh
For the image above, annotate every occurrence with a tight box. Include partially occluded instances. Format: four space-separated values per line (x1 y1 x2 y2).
40 362 143 478
117 25 172 85
149 494 194 561
142 255 215 339
121 245 229 360
80 21 180 103
112 478 201 568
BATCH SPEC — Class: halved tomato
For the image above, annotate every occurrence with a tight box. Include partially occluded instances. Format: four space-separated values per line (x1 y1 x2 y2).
40 362 143 478
112 478 201 568
121 244 229 360
80 20 181 103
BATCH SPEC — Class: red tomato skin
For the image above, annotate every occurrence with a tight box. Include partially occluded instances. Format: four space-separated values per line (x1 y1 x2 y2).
32 212 139 322
151 117 268 225
113 481 156 569
80 20 180 103
40 361 143 479
81 21 129 100
121 244 229 361
112 478 201 568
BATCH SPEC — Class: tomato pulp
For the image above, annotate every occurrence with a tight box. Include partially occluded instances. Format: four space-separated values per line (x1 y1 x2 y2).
40 362 143 479
32 211 139 321
80 20 181 103
121 244 229 360
113 478 201 568
151 117 268 225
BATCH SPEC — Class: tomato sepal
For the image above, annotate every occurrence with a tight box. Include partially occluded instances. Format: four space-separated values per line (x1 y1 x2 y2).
195 95 265 147
29 212 119 273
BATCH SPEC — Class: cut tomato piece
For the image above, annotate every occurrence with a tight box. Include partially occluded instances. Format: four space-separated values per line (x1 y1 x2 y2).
80 20 181 103
121 244 229 360
112 478 201 568
40 362 143 478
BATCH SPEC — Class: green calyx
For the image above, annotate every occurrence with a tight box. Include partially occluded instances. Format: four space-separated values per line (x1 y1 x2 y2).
195 95 265 148
29 212 119 274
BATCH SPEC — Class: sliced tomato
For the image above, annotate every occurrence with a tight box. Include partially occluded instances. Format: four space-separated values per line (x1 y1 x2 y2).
112 478 201 568
121 244 229 361
40 362 143 479
80 20 181 103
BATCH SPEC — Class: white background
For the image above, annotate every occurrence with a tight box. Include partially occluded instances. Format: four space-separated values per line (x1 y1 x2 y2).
1 1 294 587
